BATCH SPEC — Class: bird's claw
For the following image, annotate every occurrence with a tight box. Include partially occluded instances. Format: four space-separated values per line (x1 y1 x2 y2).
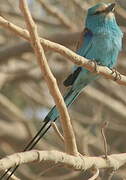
111 68 121 81
90 59 101 73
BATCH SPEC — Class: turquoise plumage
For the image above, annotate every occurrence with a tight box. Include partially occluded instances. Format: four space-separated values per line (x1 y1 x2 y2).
44 2 123 123
2 3 123 179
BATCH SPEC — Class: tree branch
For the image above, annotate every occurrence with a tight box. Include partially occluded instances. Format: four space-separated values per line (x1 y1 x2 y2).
0 150 125 172
19 0 78 156
51 122 64 143
0 16 126 85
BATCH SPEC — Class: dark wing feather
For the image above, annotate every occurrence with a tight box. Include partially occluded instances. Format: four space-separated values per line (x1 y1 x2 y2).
63 67 82 87
75 28 86 51
63 28 90 87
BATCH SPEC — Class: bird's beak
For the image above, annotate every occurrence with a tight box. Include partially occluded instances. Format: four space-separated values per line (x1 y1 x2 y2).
105 3 116 13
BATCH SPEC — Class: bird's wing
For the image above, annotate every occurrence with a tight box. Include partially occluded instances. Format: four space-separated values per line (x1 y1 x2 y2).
76 28 93 57
63 28 93 87
75 29 86 51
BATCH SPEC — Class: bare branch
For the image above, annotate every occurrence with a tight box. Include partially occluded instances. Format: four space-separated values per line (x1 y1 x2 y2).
101 121 109 159
0 150 126 172
0 16 126 86
19 0 78 155
51 122 64 143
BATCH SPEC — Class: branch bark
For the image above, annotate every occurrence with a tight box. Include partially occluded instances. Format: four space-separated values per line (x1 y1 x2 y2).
19 0 78 156
0 16 126 86
0 150 125 172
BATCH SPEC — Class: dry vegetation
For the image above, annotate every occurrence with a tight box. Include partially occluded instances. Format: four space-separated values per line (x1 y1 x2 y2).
0 0 126 179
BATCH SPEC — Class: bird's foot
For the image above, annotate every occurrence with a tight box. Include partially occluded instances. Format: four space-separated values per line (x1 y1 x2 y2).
90 59 101 73
111 68 121 81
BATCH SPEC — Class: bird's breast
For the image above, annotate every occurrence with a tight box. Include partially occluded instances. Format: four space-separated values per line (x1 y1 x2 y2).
85 33 122 68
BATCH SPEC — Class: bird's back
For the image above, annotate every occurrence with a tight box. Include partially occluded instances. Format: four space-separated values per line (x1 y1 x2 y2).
77 26 122 68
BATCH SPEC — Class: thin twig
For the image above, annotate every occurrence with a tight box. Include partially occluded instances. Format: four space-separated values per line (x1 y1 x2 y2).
101 121 109 159
51 122 64 143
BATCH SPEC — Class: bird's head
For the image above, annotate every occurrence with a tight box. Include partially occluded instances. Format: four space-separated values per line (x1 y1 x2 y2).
86 2 117 33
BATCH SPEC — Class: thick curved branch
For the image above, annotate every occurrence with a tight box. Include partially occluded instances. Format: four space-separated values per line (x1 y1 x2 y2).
0 32 79 62
0 150 126 172
0 16 126 85
19 0 78 156
0 30 125 62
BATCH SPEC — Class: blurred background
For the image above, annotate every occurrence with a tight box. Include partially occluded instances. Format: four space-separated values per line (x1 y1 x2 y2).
0 0 126 179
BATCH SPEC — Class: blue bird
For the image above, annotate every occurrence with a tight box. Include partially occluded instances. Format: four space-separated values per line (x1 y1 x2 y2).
43 2 123 123
1 3 123 179
22 2 123 150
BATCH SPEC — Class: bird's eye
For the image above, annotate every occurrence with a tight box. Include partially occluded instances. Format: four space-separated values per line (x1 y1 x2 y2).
93 11 101 15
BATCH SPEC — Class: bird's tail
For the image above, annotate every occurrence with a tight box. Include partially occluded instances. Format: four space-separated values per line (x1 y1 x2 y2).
25 88 82 150
22 72 99 150
44 87 81 123
1 72 99 179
